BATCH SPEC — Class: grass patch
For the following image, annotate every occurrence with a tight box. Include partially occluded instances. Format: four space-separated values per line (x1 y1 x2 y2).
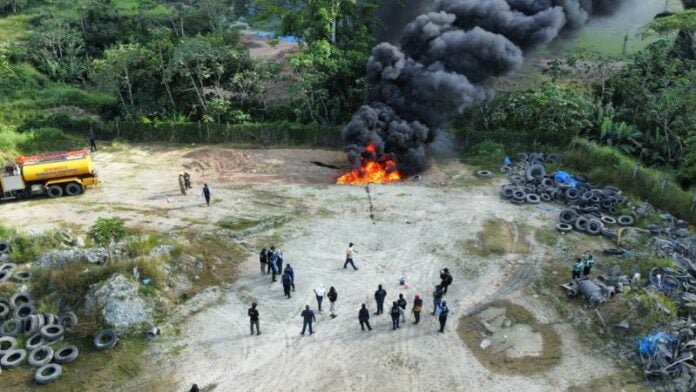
462 218 532 257
126 235 161 257
7 229 63 264
534 228 558 247
216 216 259 231
182 233 246 294
457 300 562 376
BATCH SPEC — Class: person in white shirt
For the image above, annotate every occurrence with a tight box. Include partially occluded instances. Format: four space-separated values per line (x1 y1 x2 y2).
314 284 325 312
343 242 358 270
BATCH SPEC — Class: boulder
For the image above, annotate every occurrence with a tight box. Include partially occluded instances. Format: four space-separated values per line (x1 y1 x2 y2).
34 248 108 269
85 274 150 332
149 245 173 258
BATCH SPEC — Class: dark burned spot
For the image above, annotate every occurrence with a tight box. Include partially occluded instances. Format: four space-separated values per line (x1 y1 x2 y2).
310 161 340 170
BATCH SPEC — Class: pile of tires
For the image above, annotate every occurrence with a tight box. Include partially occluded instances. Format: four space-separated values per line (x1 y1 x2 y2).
499 153 637 236
0 291 80 385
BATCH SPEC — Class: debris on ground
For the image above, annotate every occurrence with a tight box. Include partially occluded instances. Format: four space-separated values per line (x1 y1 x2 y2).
85 274 150 332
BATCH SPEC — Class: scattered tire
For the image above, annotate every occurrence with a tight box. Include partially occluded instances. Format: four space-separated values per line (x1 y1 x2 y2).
0 336 16 354
540 178 554 188
64 182 82 197
59 230 75 246
40 325 64 341
0 241 9 255
46 185 63 198
546 153 560 164
28 346 53 368
25 333 46 350
500 165 512 174
35 364 62 385
526 164 546 182
0 303 9 319
512 190 526 202
603 248 626 256
53 345 79 364
501 187 515 199
559 209 578 224
11 270 31 283
13 303 34 320
565 188 580 200
94 329 118 351
0 349 26 368
540 193 552 202
556 223 573 232
0 263 16 272
0 270 10 284
475 170 493 178
574 217 589 232
600 216 617 225
10 292 32 309
42 313 57 326
58 312 78 333
1 319 22 337
44 335 64 346
24 314 44 335
526 194 541 204
617 215 635 226
586 219 602 235
601 228 617 239
511 175 525 185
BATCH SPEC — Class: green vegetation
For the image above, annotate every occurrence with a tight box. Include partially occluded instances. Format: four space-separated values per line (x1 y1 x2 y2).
463 219 531 257
87 217 127 259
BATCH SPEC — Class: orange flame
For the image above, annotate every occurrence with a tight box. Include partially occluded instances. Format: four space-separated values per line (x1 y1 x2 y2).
336 144 402 185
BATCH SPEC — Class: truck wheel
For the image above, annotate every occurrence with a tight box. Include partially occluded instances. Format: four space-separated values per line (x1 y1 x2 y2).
47 186 63 198
64 183 82 196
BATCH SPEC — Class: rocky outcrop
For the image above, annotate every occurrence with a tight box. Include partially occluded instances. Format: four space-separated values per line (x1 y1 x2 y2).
34 248 108 268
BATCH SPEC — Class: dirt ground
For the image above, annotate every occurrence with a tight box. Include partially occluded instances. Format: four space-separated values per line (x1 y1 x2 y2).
0 144 622 391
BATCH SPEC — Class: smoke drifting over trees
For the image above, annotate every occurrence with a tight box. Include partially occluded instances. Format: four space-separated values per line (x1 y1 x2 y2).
342 0 629 175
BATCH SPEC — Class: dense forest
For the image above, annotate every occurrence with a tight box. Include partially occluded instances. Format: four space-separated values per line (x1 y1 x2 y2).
0 0 694 188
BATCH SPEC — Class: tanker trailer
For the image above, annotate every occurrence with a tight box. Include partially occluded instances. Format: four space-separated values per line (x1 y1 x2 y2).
0 150 99 201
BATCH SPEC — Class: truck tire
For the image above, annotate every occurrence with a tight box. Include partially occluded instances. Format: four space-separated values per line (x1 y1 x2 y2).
0 241 9 254
0 349 26 368
586 219 602 235
35 364 62 385
25 333 46 350
53 345 79 364
64 182 82 196
28 346 53 367
93 329 118 351
47 185 63 198
40 325 64 341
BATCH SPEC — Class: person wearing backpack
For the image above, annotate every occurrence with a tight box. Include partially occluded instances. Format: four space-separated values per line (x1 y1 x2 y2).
358 303 372 331
397 294 407 323
374 284 387 315
432 285 444 315
412 295 423 324
284 264 295 291
390 301 401 330
259 248 268 275
328 286 338 318
440 268 453 294
438 301 450 333
282 272 292 299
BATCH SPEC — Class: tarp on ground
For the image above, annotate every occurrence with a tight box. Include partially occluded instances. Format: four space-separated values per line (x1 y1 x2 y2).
553 170 579 188
638 332 675 357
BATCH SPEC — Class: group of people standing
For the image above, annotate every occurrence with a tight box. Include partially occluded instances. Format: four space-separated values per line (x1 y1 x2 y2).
571 252 596 280
250 243 455 336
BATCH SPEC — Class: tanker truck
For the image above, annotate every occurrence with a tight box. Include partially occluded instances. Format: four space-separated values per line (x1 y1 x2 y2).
0 150 99 201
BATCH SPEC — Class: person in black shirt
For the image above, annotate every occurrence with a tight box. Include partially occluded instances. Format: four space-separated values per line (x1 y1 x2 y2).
358 303 372 331
248 303 260 335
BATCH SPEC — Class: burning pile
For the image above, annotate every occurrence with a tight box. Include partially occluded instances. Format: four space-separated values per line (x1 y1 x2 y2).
336 144 401 185
337 0 629 183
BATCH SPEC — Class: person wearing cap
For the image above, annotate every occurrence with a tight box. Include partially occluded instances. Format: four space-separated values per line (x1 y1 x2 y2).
412 294 423 324
248 303 260 335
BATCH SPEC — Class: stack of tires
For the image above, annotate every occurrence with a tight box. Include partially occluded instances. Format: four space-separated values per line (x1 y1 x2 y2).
0 291 81 385
499 153 637 236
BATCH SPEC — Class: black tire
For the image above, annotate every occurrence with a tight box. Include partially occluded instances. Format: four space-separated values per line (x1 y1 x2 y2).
64 182 82 196
0 270 10 284
0 302 9 320
40 325 64 341
475 170 493 178
28 346 54 368
618 215 635 226
10 292 32 309
1 319 22 337
35 363 62 385
25 333 46 350
601 228 617 239
586 219 602 235
59 230 75 245
526 194 541 204
556 223 573 232
94 329 118 351
0 263 15 272
511 175 525 185
518 153 529 162
540 178 554 188
11 270 31 282
512 190 526 202
546 153 560 164
500 165 512 174
24 314 43 335
603 248 625 256
58 312 78 333
0 241 9 254
559 209 577 224
0 336 16 354
13 303 33 320
600 216 617 225
0 349 26 369
47 185 63 198
540 193 552 202
501 187 515 199
565 188 580 200
53 345 79 364
42 313 57 326
574 217 589 232
526 164 546 182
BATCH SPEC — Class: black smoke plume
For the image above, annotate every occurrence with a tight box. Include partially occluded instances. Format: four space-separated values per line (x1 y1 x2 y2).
341 0 628 176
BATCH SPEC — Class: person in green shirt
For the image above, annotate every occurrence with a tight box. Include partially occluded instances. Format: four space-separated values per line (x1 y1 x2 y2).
583 254 595 276
572 258 583 280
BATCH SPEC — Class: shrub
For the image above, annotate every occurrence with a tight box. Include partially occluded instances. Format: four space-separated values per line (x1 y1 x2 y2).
16 127 84 154
126 235 161 258
463 140 506 166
